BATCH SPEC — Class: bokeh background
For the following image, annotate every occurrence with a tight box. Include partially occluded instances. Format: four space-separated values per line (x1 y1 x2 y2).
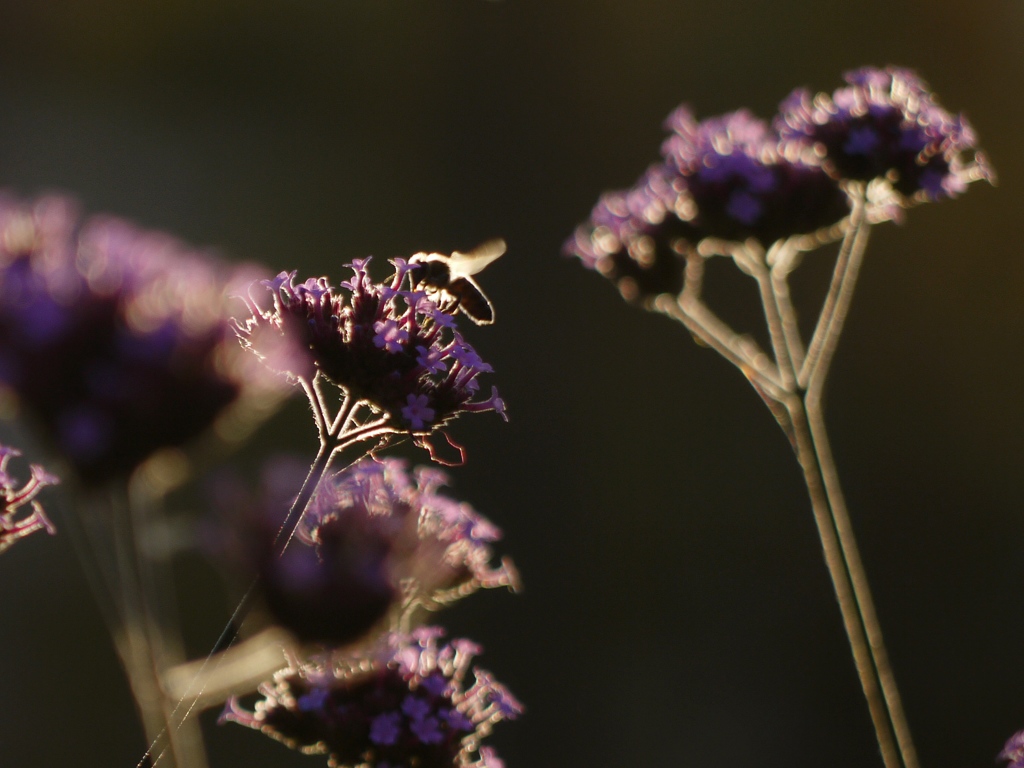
0 2 1022 767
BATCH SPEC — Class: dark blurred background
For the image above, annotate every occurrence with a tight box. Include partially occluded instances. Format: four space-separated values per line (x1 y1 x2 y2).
0 1 1021 767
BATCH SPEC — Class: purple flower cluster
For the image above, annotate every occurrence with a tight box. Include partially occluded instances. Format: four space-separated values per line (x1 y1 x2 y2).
238 259 506 434
661 107 851 245
567 66 991 305
221 627 521 768
224 457 518 646
0 445 57 555
776 66 993 204
0 194 272 485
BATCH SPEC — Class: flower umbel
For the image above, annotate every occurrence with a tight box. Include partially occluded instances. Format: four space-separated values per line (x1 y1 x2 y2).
220 457 518 646
775 66 994 208
237 259 506 440
564 65 995 768
0 194 277 485
566 107 847 306
220 627 521 768
661 107 849 245
0 445 57 555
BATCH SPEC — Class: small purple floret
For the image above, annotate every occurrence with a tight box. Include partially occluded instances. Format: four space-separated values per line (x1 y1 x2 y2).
402 393 436 430
369 712 402 746
373 319 409 353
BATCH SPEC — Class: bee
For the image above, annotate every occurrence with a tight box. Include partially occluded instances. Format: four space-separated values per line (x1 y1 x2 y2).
409 238 505 325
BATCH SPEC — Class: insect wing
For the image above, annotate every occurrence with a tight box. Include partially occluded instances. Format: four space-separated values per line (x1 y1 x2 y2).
448 276 495 325
447 238 506 278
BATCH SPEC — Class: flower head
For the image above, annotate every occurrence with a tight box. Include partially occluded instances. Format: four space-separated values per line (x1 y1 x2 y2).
0 445 57 555
661 107 850 244
775 66 994 206
221 627 522 768
565 165 692 306
0 194 277 485
238 259 505 435
566 107 848 305
218 457 518 646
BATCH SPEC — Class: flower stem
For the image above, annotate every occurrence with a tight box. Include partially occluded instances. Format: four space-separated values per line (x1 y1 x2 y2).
802 395 919 768
785 394 909 768
799 185 869 389
795 198 917 768
667 187 918 767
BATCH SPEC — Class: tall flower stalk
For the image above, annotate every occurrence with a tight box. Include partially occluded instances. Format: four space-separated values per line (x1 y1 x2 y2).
566 66 993 768
152 252 512 767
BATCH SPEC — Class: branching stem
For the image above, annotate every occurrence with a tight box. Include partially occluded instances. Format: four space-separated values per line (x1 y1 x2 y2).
663 186 918 768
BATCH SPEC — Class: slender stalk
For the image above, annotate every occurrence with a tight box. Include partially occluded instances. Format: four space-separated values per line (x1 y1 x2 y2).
274 440 332 552
768 240 806 374
744 247 797 391
108 489 192 768
656 292 785 400
330 390 358 436
659 191 916 768
654 255 785 396
803 216 871 401
300 377 329 441
784 395 904 768
146 389 398 767
126 486 211 768
804 396 919 768
797 205 918 768
799 187 869 388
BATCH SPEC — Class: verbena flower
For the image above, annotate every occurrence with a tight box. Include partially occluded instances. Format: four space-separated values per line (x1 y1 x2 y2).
564 165 691 305
0 194 277 485
1002 730 1024 768
566 107 847 305
237 259 506 435
219 457 518 646
221 626 521 768
661 107 850 244
775 66 994 207
0 444 57 554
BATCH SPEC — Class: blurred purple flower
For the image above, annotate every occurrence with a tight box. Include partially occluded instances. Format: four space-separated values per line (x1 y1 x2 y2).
221 626 522 768
1001 729 1024 768
0 194 281 485
0 444 57 554
661 107 850 244
215 457 518 646
237 259 506 435
775 66 994 207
